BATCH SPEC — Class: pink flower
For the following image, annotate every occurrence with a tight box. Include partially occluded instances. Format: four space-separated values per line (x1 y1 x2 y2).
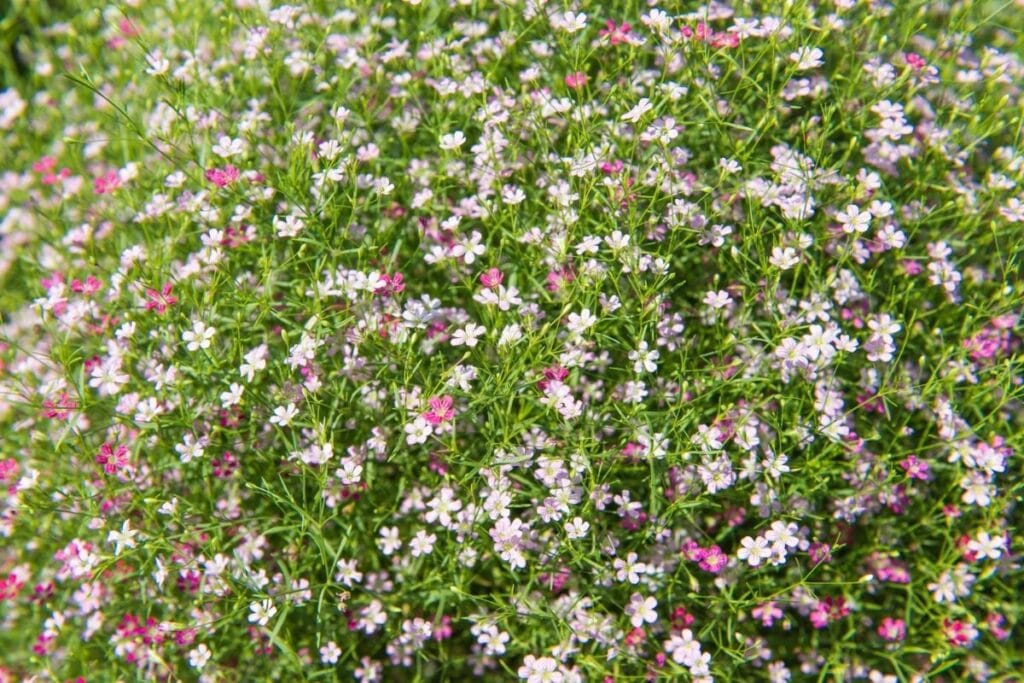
898 455 930 480
599 20 632 46
42 392 77 420
901 260 923 275
986 613 1010 641
205 165 240 187
375 272 405 296
752 602 783 627
942 618 978 647
808 542 831 565
809 596 848 629
32 156 56 174
877 617 906 641
906 52 927 70
94 170 122 194
545 268 574 292
96 443 129 474
422 395 454 425
0 459 17 486
70 275 103 296
432 615 453 641
564 72 588 89
670 606 695 631
600 159 624 174
698 545 727 573
479 268 503 289
145 283 178 314
536 365 569 392
41 271 65 291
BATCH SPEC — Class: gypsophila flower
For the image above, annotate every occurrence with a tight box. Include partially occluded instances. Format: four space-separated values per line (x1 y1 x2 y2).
409 530 437 557
405 417 433 445
188 644 212 669
439 131 466 151
614 552 647 584
248 599 277 626
737 535 772 567
4 4 1022 680
790 47 824 70
320 641 341 664
182 320 216 351
625 593 658 627
269 403 299 427
451 323 486 347
107 520 141 556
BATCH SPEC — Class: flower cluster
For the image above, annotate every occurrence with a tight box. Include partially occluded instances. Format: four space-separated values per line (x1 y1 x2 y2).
0 0 1022 681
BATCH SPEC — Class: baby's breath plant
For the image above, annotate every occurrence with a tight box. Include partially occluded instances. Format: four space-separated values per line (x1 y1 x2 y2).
1 0 1023 681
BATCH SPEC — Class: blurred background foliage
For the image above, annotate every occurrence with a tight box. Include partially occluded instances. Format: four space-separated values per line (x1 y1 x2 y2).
1 0 76 86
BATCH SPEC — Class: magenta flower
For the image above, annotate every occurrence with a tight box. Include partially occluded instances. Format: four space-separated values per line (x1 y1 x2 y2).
698 545 727 574
93 170 122 194
899 455 931 480
96 443 129 474
599 20 631 46
145 283 178 314
205 164 240 187
564 72 588 89
877 617 906 641
479 268 503 289
422 395 454 425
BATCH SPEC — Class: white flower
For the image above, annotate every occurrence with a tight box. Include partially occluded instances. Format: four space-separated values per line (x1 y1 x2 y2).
378 526 402 555
89 359 129 396
613 552 646 584
188 643 212 669
439 131 466 151
320 641 341 664
566 308 597 337
212 135 246 158
790 47 824 70
556 11 587 33
451 323 486 348
273 213 305 238
719 157 742 173
219 383 243 408
621 98 653 124
967 531 1006 560
836 204 871 234
605 230 630 251
625 593 658 627
248 599 277 626
409 530 437 557
107 520 142 555
334 558 363 586
182 320 216 351
665 629 703 666
518 655 563 683
478 626 510 655
405 416 433 445
270 403 299 427
145 50 170 76
703 290 732 309
499 323 524 348
451 231 486 264
629 341 660 374
764 521 800 550
737 535 772 567
175 433 206 464
769 246 799 270
564 517 589 539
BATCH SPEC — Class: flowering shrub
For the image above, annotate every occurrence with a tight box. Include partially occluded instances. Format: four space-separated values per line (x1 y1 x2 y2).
1 0 1023 681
